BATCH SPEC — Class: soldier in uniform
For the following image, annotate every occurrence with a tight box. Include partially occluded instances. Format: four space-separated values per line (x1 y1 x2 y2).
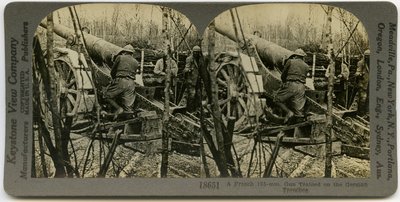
182 45 211 112
154 52 178 77
355 49 370 117
325 54 350 107
104 44 139 118
273 48 309 123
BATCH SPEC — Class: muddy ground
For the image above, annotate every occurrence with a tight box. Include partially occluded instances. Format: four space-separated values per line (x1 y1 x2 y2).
33 133 370 178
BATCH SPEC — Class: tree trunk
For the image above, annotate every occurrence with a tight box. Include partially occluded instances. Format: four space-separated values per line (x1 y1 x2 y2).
33 35 61 178
47 13 67 178
325 6 334 178
160 6 170 178
208 20 230 177
199 81 210 178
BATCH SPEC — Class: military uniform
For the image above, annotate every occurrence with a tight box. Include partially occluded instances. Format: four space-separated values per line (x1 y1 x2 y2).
325 62 350 80
104 53 139 111
183 54 203 112
325 61 350 107
274 57 309 117
154 57 178 77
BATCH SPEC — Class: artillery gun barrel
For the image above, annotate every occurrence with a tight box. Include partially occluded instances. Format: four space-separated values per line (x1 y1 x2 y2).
40 22 124 66
215 23 294 70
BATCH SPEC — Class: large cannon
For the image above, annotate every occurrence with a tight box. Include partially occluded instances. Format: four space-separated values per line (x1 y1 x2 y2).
39 22 167 87
214 22 370 148
215 23 295 70
212 22 295 131
37 22 202 154
40 22 124 67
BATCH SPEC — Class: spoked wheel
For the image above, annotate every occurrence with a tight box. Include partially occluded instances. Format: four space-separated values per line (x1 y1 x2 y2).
54 59 82 126
216 63 249 130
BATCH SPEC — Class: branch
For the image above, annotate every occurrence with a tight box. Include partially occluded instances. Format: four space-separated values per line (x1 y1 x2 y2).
335 20 360 58
338 14 364 56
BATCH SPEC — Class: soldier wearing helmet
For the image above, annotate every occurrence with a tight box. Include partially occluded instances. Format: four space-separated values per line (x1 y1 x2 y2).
355 49 370 117
181 45 211 112
273 48 309 123
104 44 139 119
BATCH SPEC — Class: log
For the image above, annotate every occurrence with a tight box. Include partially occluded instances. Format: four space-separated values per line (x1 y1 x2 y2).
341 144 370 160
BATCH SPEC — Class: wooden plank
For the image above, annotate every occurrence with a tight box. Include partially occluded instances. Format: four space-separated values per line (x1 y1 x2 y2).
259 121 312 135
294 141 342 157
261 136 319 144
341 144 370 160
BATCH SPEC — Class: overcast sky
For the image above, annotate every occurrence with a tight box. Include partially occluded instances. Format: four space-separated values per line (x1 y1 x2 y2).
53 4 192 29
215 3 367 38
48 3 367 43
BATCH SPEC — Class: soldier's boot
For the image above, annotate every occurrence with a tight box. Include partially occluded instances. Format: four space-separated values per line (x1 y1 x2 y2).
106 99 124 120
276 102 294 124
263 109 285 124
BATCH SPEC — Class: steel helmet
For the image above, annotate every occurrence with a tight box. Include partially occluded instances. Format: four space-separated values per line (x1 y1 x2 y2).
123 44 135 53
294 48 307 57
364 49 370 56
192 45 201 52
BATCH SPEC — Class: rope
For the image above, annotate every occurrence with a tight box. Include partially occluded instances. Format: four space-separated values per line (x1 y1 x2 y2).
72 6 102 129
229 9 268 176
232 9 291 177
228 10 255 124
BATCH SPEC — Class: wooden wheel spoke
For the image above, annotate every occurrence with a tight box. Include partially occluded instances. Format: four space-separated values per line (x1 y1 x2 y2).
220 69 230 81
68 89 78 94
66 79 76 88
217 71 225 80
237 73 244 84
67 94 76 106
235 115 246 128
238 97 248 113
238 83 246 92
219 97 230 106
217 64 250 129
217 78 228 87
237 102 244 118
67 70 73 81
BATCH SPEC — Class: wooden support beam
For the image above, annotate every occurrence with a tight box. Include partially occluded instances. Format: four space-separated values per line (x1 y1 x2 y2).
263 133 284 177
261 136 320 145
341 144 370 160
225 117 240 177
258 121 313 136
98 130 122 177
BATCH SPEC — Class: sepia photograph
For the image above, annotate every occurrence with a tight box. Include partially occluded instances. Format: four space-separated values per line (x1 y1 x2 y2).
202 3 370 178
32 3 370 179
